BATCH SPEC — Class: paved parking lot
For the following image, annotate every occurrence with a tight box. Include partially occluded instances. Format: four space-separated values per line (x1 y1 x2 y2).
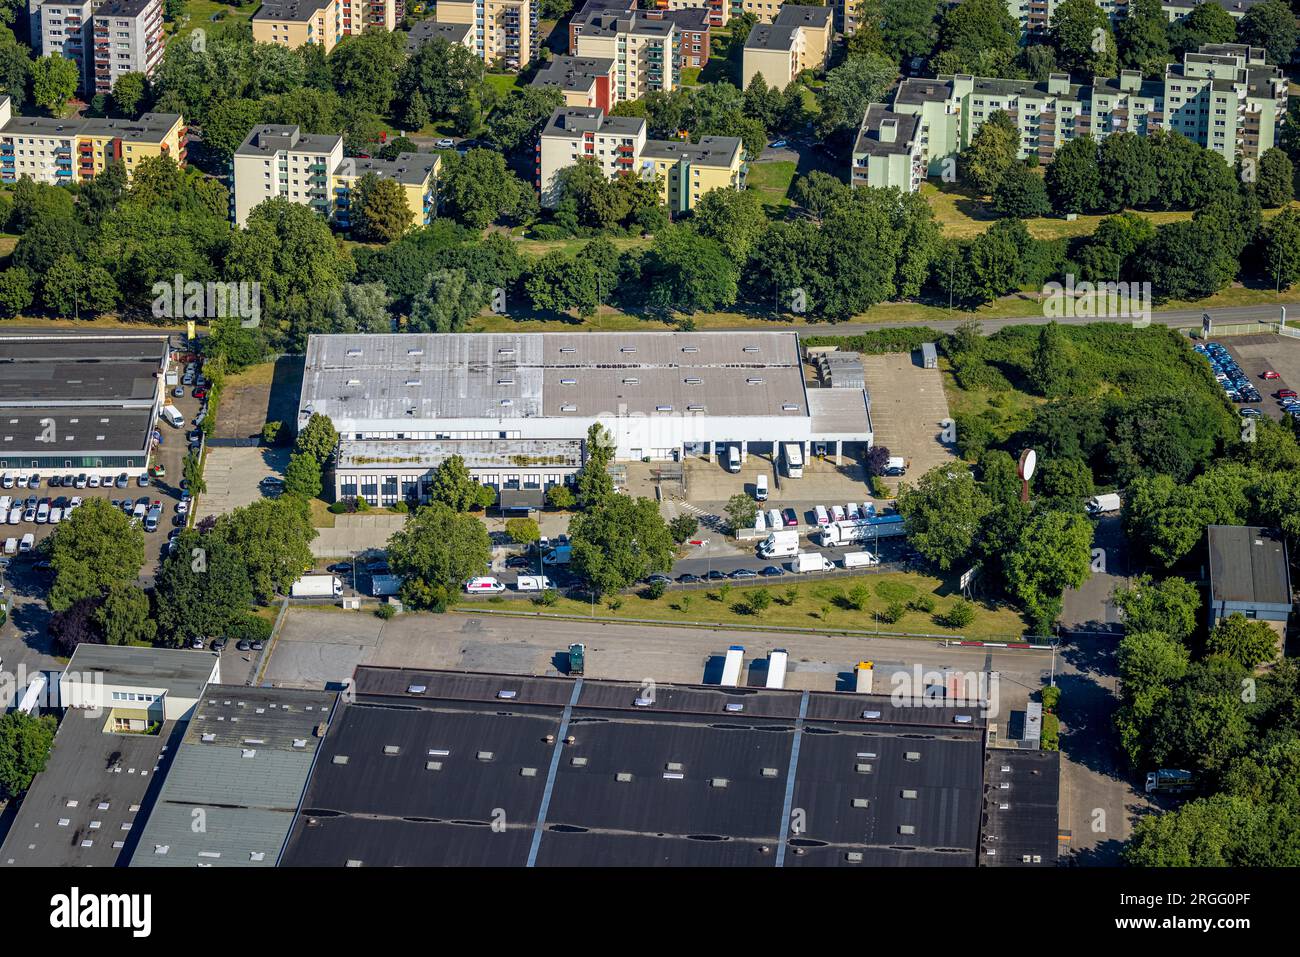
212 356 303 441
861 352 956 483
1219 334 1300 422
195 445 289 522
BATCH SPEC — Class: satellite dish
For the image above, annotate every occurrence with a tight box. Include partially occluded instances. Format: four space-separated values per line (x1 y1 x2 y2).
1018 449 1037 481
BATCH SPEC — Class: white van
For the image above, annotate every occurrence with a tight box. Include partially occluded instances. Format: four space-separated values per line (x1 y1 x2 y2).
0 473 11 489
465 577 506 594
754 510 766 533
726 445 741 473
35 501 49 523
814 505 830 526
159 405 184 429
19 533 34 552
767 508 782 530
515 575 554 592
0 496 9 513
3 538 16 556
830 505 845 523
755 474 768 501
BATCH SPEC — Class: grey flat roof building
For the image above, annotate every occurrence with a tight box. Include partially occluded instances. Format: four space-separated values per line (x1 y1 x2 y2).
405 18 473 53
1207 525 1292 625
130 686 338 867
281 668 986 867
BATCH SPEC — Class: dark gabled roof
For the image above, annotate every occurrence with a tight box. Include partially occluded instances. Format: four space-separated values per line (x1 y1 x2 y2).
1208 525 1291 607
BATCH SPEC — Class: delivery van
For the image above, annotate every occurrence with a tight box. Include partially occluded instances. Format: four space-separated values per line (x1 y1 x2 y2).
159 405 184 429
726 444 741 473
755 474 768 501
515 575 554 592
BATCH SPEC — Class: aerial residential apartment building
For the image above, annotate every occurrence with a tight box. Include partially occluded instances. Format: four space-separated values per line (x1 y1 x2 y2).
232 123 438 229
644 6 711 69
435 0 539 69
531 55 619 111
851 105 924 192
1007 0 1266 40
573 11 679 99
854 44 1286 191
405 16 474 53
536 106 743 214
568 0 635 50
742 5 832 90
651 0 728 27
252 0 404 52
29 0 164 96
0 95 185 185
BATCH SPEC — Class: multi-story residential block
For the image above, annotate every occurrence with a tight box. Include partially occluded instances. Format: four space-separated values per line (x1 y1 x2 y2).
0 95 185 185
851 105 924 192
252 0 404 53
855 44 1287 190
435 0 538 69
569 0 635 51
1007 0 1266 41
733 0 793 22
232 123 439 229
89 0 164 98
574 12 679 99
536 106 743 214
405 17 474 54
531 55 619 111
741 5 831 90
29 0 164 97
644 7 711 69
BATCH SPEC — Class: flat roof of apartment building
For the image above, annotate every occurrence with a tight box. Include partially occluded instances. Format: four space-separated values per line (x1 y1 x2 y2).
745 23 799 52
773 3 832 28
640 135 741 167
531 55 615 94
542 106 646 138
0 109 180 144
854 104 921 157
405 18 473 52
343 152 440 186
580 11 675 38
235 124 341 158
93 0 160 17
253 0 330 22
280 668 986 867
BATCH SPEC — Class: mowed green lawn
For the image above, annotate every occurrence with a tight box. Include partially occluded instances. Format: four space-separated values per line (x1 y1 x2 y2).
500 571 1029 640
746 160 797 209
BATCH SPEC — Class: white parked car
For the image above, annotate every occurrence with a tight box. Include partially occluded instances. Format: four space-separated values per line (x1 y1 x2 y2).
16 474 28 489
464 577 506 594
36 501 50 523
7 507 21 525
48 507 62 524
88 475 101 488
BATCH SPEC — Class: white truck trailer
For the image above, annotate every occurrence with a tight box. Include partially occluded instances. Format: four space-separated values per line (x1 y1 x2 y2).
720 645 745 686
782 442 803 478
291 574 343 598
766 649 789 689
792 552 834 573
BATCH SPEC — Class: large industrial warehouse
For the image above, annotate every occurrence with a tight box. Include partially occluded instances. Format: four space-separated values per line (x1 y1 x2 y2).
0 332 168 478
298 332 874 506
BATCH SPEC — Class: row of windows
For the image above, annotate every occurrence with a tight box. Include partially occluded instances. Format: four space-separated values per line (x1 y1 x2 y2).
110 691 159 702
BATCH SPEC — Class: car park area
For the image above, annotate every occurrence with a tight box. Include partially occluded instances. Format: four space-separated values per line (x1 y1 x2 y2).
1207 334 1300 423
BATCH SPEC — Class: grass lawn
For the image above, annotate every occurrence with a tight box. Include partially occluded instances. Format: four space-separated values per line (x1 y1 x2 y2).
504 571 1028 640
508 233 652 259
680 67 703 86
222 361 278 389
746 160 797 209
169 1 256 42
0 233 16 263
485 73 526 97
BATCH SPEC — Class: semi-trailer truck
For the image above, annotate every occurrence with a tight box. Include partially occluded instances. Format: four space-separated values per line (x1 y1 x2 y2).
758 529 799 558
291 574 344 598
817 514 906 546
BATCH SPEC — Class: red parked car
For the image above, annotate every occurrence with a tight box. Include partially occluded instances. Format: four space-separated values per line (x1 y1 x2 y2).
1278 389 1297 399
1263 371 1281 380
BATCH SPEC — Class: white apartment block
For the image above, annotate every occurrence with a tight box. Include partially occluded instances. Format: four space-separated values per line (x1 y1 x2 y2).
574 11 679 99
29 0 164 97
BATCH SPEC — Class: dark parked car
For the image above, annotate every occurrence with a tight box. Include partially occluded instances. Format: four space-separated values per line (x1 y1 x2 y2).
676 573 703 584
505 554 532 569
782 508 799 526
706 569 727 581
236 640 252 651
211 637 228 651
760 565 785 577
729 568 758 579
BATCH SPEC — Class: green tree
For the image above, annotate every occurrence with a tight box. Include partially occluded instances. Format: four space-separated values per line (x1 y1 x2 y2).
1029 321 1074 397
935 0 1019 70
213 498 317 602
1045 136 1103 214
546 484 576 509
351 172 413 243
48 498 145 612
1097 132 1158 210
816 53 898 134
386 501 492 603
897 466 992 571
328 28 406 114
154 530 258 644
991 163 1051 218
1003 509 1094 635
1254 147 1294 208
0 712 57 799
428 455 491 512
31 53 78 115
669 514 699 543
1207 612 1279 669
725 493 758 534
1167 1 1236 55
96 582 157 646
1049 0 1118 76
569 495 675 596
642 226 739 314
1116 0 1170 77
41 255 118 318
505 517 540 547
881 0 939 59
112 71 147 116
408 268 485 334
575 423 616 509
1114 575 1201 642
440 148 535 228
183 451 206 495
0 266 34 317
962 110 1020 196
295 412 339 464
1237 0 1297 69
484 86 565 155
284 450 324 501
203 97 265 163
1264 208 1300 290
689 187 769 264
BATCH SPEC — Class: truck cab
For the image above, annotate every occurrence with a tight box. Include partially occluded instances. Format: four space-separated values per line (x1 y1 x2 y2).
568 642 585 676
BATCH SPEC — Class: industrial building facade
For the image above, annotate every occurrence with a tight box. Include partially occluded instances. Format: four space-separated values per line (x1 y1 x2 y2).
298 332 873 507
0 332 168 477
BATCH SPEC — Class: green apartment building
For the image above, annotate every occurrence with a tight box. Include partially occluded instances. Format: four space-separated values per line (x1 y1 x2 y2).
854 44 1286 192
